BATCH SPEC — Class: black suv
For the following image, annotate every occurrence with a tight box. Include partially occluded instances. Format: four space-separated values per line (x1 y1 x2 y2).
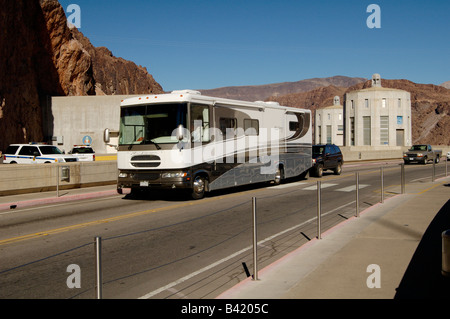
311 144 344 177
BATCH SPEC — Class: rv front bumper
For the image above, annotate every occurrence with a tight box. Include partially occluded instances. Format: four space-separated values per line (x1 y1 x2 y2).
117 170 193 193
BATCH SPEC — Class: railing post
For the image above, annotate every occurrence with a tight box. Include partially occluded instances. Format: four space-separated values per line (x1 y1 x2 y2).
401 163 405 194
446 156 448 177
252 197 258 281
56 164 60 198
380 166 384 204
355 172 360 217
95 237 103 299
432 158 436 182
317 181 322 239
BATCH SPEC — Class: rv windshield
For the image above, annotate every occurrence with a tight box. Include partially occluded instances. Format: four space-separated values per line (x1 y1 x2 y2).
119 103 187 145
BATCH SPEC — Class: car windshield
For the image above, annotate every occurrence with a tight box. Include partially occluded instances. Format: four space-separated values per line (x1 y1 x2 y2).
39 146 63 155
410 145 427 151
119 103 187 145
313 146 325 155
72 147 94 154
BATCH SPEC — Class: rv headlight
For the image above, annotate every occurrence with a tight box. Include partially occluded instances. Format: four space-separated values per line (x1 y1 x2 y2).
118 172 128 178
162 172 188 179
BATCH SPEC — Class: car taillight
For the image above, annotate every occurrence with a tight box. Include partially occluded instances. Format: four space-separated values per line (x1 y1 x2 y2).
93 154 95 161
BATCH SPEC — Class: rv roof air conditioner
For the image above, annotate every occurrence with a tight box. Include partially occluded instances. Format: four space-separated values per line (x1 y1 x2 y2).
171 90 202 95
254 101 280 107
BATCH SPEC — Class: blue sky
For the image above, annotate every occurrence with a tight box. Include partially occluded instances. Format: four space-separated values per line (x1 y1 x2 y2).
58 0 449 91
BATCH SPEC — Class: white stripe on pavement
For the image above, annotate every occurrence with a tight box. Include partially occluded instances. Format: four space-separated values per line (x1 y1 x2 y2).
335 184 370 192
302 183 338 191
270 182 307 189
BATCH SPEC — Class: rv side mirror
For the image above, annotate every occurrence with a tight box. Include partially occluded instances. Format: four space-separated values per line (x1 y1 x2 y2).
103 128 110 144
176 124 185 141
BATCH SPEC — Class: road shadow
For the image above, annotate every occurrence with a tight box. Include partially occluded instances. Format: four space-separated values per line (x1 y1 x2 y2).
394 198 450 299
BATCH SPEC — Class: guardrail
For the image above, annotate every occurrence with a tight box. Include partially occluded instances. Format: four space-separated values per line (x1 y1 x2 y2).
0 159 448 299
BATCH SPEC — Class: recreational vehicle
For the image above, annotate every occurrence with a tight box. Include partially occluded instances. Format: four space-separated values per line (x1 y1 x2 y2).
105 90 312 199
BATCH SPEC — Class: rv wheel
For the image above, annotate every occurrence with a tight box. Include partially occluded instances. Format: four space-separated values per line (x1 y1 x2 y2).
191 175 206 200
273 166 283 185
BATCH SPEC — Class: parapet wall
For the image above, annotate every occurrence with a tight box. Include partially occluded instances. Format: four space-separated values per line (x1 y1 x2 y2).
0 161 117 196
340 145 450 162
0 145 448 196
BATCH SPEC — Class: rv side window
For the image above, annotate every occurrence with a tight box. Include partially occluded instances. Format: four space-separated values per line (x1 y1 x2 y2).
289 121 300 131
190 104 210 143
219 118 237 137
244 119 259 136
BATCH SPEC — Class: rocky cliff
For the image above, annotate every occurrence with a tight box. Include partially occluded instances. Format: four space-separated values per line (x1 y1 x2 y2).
0 0 163 152
70 28 163 96
267 79 450 146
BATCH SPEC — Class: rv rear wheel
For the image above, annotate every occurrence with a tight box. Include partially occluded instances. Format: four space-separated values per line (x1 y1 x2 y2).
273 166 283 185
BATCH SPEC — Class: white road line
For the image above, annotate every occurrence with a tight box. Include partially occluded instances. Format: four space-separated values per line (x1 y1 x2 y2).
410 172 446 183
335 184 370 192
138 200 356 299
302 183 338 191
269 182 307 189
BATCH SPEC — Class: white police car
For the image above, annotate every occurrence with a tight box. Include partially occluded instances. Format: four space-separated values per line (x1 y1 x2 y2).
3 144 78 164
69 145 95 162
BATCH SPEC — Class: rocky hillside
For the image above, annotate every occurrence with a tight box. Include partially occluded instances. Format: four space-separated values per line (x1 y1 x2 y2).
70 28 162 96
0 0 163 152
267 79 450 146
199 76 366 102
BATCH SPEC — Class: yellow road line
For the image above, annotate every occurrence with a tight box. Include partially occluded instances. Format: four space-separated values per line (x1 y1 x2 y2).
0 189 259 246
416 181 447 195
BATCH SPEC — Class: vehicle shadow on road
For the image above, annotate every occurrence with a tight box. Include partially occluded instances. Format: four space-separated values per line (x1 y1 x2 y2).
394 197 450 299
121 174 310 202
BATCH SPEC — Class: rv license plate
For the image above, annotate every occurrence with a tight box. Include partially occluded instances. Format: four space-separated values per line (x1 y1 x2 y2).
140 181 149 187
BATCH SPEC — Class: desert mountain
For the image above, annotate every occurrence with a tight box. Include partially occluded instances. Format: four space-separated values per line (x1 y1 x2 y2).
0 0 163 152
441 81 450 89
198 76 366 102
266 79 450 146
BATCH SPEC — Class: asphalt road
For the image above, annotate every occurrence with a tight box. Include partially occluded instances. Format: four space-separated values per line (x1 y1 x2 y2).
0 160 447 299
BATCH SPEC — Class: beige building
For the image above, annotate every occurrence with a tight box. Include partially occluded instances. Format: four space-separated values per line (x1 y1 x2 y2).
314 96 344 146
45 95 138 154
344 74 412 147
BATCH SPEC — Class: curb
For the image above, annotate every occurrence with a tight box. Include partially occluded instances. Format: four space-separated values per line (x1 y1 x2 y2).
0 189 118 212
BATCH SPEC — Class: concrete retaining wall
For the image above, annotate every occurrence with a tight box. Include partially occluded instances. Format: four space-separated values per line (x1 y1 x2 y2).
341 145 450 162
0 145 448 196
0 161 117 196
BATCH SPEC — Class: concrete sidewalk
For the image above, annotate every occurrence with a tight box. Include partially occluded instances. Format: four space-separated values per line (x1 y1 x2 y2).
218 176 450 299
0 184 118 212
